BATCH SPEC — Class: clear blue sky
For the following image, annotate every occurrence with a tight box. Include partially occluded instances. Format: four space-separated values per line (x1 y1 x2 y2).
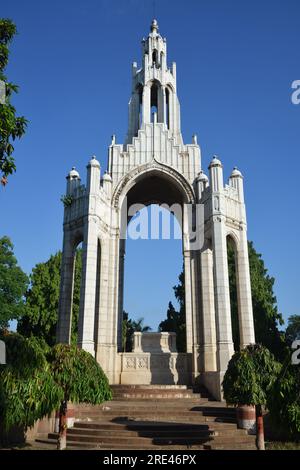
1 0 299 330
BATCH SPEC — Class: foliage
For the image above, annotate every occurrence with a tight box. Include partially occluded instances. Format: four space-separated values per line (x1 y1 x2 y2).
0 333 63 430
122 312 151 352
163 242 285 356
18 250 81 346
0 236 29 329
60 194 73 207
159 301 186 352
0 334 112 434
285 315 300 346
267 353 300 439
48 344 112 404
227 241 285 358
222 344 280 406
0 19 27 184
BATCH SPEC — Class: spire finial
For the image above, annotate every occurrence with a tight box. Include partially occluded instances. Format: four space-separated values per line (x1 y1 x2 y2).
151 19 158 33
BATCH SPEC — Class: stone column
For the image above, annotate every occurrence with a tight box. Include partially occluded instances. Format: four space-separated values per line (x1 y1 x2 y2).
209 157 234 373
212 217 234 371
229 168 255 348
143 85 151 124
77 157 101 356
200 246 217 371
236 230 255 347
77 217 98 356
184 250 193 354
57 231 75 344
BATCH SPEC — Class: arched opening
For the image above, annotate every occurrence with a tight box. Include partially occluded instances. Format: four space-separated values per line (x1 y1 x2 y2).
150 81 158 121
152 49 158 67
166 87 170 129
227 236 240 351
136 83 143 129
93 239 101 344
119 171 190 355
71 241 83 344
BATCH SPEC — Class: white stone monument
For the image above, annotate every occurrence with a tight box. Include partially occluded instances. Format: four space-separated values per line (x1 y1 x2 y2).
57 20 255 399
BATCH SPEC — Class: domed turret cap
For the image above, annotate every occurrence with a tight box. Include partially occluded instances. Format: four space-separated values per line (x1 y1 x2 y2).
88 155 100 168
196 170 209 182
209 155 222 168
102 172 112 182
68 167 80 179
230 166 243 178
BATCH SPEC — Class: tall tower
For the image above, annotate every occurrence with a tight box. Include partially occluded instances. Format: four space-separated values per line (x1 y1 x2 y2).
57 20 255 400
126 19 181 145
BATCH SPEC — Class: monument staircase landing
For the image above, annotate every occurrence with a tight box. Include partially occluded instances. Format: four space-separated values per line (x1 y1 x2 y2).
37 385 257 450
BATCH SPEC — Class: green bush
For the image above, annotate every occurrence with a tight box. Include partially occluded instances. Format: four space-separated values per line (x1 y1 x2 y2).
267 354 300 440
0 333 63 430
223 344 280 406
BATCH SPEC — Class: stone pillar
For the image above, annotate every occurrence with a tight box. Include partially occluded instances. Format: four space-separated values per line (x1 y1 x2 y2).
200 246 217 371
57 231 76 344
143 85 151 124
236 230 255 348
184 250 193 354
229 168 255 348
77 157 101 356
209 157 234 373
77 218 98 355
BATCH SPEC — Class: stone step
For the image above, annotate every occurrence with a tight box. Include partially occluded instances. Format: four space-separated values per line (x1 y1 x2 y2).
48 432 214 446
69 425 248 439
68 426 215 438
73 421 240 431
36 437 207 450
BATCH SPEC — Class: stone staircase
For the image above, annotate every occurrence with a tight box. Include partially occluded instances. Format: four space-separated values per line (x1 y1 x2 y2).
36 385 257 450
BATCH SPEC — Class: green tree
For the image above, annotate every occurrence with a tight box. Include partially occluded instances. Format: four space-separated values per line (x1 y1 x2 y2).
0 19 27 185
164 242 285 358
122 313 152 352
0 236 28 329
48 344 112 449
228 241 285 359
0 334 112 449
159 301 186 352
122 311 134 352
267 353 300 440
222 344 280 450
285 315 300 346
131 317 151 332
0 333 63 435
18 250 81 346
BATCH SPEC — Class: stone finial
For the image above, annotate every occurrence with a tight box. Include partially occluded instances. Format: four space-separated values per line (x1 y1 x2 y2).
209 155 222 168
88 155 100 168
196 170 208 183
67 167 80 179
151 19 159 33
230 166 243 178
102 172 112 182
192 134 198 145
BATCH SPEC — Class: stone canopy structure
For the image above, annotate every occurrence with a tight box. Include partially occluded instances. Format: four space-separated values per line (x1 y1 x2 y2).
57 20 255 400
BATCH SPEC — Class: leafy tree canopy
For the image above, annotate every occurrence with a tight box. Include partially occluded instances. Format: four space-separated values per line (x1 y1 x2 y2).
48 344 112 404
18 250 81 346
0 236 29 329
0 332 63 431
222 344 280 406
0 19 27 184
285 315 300 346
159 301 186 352
161 241 285 358
228 241 285 359
267 353 300 439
